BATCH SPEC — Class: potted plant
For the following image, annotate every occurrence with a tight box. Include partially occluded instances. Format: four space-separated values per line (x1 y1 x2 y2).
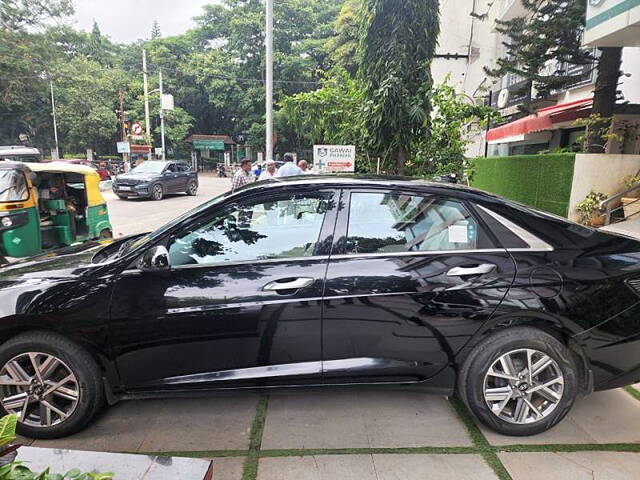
576 190 607 227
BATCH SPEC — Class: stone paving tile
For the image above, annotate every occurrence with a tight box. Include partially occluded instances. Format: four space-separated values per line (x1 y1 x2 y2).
261 387 471 449
31 395 258 452
209 457 245 480
481 389 640 445
257 454 498 480
499 452 640 480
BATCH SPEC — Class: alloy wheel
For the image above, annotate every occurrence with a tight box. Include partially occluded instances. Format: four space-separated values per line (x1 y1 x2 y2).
0 352 80 428
188 182 197 195
152 185 162 200
483 348 564 424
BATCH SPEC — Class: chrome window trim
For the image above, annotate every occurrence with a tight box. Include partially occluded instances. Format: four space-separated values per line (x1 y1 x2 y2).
477 205 554 251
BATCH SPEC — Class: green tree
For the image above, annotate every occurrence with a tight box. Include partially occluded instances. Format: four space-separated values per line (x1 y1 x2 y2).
0 0 72 30
151 20 161 39
487 0 623 153
326 0 360 75
359 0 440 174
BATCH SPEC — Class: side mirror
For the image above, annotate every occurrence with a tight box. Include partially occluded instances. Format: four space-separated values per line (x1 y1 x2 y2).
138 245 170 273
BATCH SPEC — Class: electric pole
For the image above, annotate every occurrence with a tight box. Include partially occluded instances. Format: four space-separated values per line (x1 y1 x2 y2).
159 70 166 161
50 80 60 159
265 0 274 161
119 91 130 171
142 49 151 139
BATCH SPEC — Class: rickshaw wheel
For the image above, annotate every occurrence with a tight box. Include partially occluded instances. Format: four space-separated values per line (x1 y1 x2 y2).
99 229 113 240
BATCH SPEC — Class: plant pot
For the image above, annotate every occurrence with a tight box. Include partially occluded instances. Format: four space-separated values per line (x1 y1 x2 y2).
622 197 640 220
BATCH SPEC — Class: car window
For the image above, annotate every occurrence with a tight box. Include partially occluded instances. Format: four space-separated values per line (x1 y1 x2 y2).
169 192 333 266
177 164 190 172
346 192 491 254
165 164 177 173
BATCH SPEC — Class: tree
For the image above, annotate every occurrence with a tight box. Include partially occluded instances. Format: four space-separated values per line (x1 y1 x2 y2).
487 0 623 153
151 20 161 39
325 0 360 75
359 0 440 174
0 0 72 30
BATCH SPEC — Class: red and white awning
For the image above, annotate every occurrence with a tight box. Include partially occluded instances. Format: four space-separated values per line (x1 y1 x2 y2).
487 97 593 143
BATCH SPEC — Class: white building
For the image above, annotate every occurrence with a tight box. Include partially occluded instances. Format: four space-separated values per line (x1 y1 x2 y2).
433 0 640 158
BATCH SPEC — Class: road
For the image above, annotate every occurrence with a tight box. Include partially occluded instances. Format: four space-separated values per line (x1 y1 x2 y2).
105 174 231 237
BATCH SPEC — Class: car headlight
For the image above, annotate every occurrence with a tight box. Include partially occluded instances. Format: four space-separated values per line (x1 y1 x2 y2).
1 217 12 228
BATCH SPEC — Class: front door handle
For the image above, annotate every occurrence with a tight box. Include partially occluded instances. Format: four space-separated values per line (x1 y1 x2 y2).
447 263 496 277
263 277 314 291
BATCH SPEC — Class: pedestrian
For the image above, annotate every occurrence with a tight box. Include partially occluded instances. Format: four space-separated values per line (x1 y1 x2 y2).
276 152 303 177
258 159 278 181
298 159 314 174
231 158 254 192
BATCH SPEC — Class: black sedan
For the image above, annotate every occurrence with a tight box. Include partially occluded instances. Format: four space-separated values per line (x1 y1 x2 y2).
112 160 198 200
2 176 640 439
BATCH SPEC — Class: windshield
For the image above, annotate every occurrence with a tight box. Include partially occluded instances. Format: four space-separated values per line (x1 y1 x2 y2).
0 170 29 202
130 162 166 174
115 189 235 258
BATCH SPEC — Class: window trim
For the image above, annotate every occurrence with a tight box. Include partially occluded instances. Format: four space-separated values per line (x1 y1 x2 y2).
476 205 554 251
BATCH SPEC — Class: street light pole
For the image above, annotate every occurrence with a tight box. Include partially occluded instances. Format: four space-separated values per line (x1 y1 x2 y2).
265 0 274 161
142 49 151 138
50 80 60 159
159 69 166 161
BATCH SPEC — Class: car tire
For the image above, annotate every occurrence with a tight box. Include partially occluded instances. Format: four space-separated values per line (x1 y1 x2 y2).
186 180 198 196
151 184 163 201
0 331 105 439
458 326 578 436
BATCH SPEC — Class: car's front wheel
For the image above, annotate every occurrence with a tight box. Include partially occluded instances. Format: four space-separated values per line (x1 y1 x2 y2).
0 331 104 439
151 184 164 201
458 326 578 436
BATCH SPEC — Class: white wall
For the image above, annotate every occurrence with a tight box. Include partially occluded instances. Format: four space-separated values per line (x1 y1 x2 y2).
568 154 640 222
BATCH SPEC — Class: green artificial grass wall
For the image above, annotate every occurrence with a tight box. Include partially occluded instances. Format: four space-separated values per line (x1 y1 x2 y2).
469 153 576 217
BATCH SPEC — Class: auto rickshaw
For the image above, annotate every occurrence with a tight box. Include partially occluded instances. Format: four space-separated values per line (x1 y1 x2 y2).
0 162 112 263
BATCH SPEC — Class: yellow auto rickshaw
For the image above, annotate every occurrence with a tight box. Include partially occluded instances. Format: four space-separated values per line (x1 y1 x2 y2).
0 162 112 262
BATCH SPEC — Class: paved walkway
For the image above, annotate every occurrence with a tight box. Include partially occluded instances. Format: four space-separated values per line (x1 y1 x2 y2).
20 385 640 480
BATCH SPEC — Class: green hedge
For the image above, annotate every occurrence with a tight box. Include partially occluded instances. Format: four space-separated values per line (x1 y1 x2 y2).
469 153 576 217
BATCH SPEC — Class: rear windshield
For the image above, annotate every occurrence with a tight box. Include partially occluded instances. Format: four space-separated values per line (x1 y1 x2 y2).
0 170 29 202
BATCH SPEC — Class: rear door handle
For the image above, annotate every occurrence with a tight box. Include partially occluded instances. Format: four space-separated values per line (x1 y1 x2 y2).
447 264 496 277
263 278 314 291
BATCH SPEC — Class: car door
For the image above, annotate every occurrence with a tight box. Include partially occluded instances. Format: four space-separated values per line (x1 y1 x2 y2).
162 163 181 192
109 188 338 389
175 163 192 190
322 188 516 384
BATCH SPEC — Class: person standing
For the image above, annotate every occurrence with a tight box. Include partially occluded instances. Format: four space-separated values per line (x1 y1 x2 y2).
231 158 254 192
258 159 278 181
298 160 314 174
276 153 303 178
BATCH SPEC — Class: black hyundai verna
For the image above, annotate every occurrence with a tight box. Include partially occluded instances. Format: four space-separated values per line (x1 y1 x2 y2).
2 176 640 439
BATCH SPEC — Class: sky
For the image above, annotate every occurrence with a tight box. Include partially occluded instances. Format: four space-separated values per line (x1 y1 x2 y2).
69 0 216 43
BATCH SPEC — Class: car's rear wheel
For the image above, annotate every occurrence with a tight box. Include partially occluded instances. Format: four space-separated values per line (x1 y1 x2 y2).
458 326 578 436
186 180 198 196
0 331 104 439
151 184 163 201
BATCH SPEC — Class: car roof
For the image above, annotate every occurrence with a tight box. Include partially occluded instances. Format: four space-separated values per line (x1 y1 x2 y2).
237 174 494 200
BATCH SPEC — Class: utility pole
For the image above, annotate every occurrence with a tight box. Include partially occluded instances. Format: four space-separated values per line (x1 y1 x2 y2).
50 80 60 159
159 70 166 161
119 91 130 171
142 49 151 139
265 0 274 161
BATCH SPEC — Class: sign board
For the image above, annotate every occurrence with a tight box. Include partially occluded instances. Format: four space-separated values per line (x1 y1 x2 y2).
313 145 356 173
193 139 225 151
116 142 130 154
584 0 640 47
131 122 143 135
155 147 163 156
161 94 175 111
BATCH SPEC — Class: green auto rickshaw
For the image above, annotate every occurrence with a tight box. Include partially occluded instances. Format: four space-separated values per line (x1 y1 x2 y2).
0 162 112 263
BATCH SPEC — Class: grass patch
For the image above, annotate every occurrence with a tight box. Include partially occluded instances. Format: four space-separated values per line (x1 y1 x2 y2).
258 446 477 458
140 450 248 458
242 394 269 480
449 397 513 480
624 385 640 401
498 443 640 453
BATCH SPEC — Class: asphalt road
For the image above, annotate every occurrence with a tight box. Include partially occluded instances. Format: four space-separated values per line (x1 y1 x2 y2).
105 173 231 237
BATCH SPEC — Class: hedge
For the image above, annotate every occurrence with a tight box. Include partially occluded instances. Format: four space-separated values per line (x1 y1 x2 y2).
469 153 576 217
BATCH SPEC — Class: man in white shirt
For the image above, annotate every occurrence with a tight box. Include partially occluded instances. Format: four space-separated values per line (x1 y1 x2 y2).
258 160 278 181
298 159 315 174
276 153 303 177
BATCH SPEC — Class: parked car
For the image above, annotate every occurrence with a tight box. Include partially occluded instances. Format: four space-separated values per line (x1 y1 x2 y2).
1 176 640 439
112 160 198 200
